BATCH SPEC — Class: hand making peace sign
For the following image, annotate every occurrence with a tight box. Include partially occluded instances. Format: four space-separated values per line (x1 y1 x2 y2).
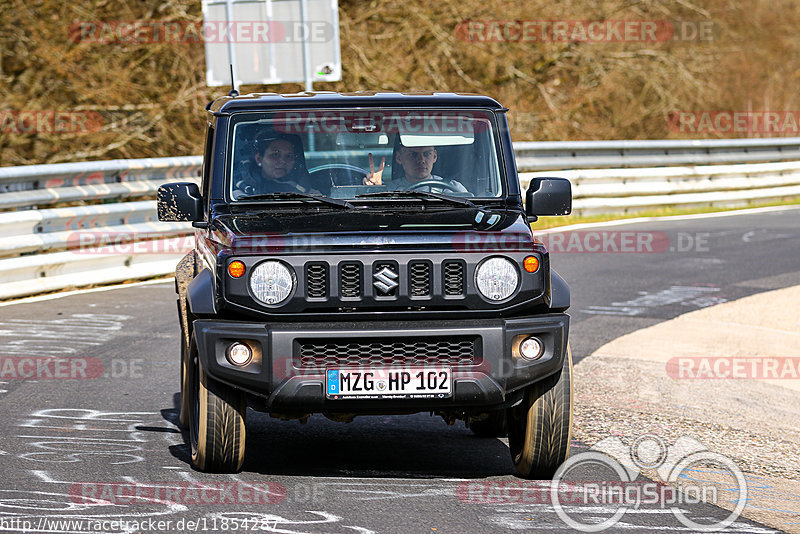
362 153 386 185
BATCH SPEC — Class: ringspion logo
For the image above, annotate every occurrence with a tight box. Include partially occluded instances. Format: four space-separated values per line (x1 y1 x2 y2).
551 435 746 531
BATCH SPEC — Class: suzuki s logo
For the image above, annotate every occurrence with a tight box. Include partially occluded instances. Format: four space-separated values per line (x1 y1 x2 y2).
373 266 399 294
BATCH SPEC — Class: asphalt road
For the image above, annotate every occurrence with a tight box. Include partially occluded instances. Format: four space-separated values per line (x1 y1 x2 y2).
551 206 800 364
0 206 797 534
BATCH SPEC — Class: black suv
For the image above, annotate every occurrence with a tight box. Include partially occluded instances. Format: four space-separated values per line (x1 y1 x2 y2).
158 92 573 478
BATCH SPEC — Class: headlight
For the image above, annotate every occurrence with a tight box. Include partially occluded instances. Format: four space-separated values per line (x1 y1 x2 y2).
476 257 519 301
249 261 295 305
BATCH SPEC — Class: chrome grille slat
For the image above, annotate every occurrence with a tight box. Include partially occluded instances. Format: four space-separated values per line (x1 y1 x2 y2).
340 262 361 298
443 261 464 295
306 264 327 298
409 262 431 296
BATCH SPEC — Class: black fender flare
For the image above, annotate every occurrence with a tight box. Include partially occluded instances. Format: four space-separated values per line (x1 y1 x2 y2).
175 251 198 350
186 268 218 317
550 270 570 312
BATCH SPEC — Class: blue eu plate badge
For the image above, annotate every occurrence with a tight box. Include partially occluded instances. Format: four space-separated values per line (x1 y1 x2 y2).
327 370 340 395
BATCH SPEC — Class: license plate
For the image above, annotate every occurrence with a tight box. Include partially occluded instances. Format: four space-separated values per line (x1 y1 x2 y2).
326 367 452 399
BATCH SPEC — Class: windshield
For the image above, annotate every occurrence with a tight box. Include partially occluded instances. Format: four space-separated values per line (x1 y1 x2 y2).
226 109 505 202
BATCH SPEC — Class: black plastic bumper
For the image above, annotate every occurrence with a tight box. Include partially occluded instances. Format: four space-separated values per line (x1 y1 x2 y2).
192 314 569 412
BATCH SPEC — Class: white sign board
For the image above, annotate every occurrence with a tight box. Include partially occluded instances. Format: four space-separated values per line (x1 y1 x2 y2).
203 0 342 88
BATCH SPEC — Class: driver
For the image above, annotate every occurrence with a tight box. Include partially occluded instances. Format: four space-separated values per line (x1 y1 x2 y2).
233 131 321 198
363 145 468 192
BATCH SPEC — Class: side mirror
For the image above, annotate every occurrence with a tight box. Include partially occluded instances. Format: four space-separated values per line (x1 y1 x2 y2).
157 182 203 222
525 177 572 217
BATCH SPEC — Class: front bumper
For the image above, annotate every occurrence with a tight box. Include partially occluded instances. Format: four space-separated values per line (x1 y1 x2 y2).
192 314 569 412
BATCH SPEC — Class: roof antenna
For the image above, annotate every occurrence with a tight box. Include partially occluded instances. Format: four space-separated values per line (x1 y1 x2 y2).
228 64 239 97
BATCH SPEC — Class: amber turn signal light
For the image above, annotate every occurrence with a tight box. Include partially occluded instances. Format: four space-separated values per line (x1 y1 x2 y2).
523 256 540 273
228 260 246 278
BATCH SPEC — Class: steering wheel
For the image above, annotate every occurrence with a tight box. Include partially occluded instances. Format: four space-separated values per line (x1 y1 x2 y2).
406 179 463 194
308 163 368 186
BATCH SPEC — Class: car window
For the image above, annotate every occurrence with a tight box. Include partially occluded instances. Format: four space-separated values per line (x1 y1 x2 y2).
227 109 505 200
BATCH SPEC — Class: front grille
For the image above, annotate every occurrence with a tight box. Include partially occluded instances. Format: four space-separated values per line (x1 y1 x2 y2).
296 336 479 368
443 261 464 295
306 264 327 298
303 259 467 301
409 261 431 296
340 262 361 298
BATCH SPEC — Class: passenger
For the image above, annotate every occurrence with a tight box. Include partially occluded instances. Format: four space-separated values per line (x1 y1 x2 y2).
363 143 467 192
234 132 319 197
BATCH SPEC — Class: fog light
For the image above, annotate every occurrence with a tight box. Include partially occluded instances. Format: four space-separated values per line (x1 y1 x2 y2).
519 336 543 360
227 342 252 366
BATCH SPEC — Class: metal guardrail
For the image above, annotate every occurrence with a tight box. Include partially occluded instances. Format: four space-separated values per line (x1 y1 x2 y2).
0 156 202 209
1 139 799 300
520 160 800 215
0 157 202 300
514 137 800 170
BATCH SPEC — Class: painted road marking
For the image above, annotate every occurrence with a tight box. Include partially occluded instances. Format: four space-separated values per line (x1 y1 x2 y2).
583 286 725 316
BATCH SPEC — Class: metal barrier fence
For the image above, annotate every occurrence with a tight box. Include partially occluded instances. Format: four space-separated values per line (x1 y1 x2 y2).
1 139 799 300
514 137 800 170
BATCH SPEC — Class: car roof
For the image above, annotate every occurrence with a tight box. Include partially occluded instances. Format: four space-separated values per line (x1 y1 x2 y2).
209 91 504 114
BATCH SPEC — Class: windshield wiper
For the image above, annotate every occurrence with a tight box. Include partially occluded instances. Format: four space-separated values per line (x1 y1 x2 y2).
237 192 353 209
355 190 475 207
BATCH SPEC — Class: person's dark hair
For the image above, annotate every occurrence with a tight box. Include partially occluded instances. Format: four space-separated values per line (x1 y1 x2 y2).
251 130 310 180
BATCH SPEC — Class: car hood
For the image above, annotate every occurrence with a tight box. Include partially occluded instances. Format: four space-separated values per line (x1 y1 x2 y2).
207 207 535 253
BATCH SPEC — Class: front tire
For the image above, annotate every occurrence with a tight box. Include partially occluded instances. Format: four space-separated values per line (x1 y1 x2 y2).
178 335 192 428
507 344 573 479
187 338 247 472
